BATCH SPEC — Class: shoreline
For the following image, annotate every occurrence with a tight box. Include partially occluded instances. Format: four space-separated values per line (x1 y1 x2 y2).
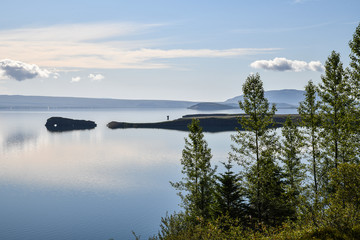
107 114 301 133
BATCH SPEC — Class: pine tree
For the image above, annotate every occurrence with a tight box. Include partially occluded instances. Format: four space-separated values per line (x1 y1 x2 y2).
298 80 322 220
230 73 287 226
214 159 245 221
325 163 360 231
348 22 360 102
171 118 216 222
280 116 305 219
319 50 356 168
347 22 360 159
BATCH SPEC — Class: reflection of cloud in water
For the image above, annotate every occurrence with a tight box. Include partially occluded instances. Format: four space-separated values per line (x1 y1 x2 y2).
0 139 182 193
3 131 38 152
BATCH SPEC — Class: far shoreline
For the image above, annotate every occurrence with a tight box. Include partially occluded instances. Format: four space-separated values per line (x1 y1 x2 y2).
107 113 301 133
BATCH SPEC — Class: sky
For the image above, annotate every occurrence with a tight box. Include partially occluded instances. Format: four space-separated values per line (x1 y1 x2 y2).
0 0 359 102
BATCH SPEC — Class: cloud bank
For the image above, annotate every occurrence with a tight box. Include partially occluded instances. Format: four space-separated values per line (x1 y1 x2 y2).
88 74 104 81
250 57 324 72
0 23 279 69
0 59 51 81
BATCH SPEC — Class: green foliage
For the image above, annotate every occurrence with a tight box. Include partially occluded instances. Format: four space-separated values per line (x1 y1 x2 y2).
349 22 360 101
324 163 360 231
348 22 360 162
152 215 247 240
247 156 289 226
298 80 321 202
154 212 191 240
319 50 357 166
230 73 289 226
317 51 358 205
280 116 305 219
170 118 216 222
236 73 276 134
213 159 245 221
153 214 360 240
154 23 360 240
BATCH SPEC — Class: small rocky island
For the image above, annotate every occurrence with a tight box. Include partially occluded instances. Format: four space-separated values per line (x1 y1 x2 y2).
107 114 300 133
45 117 97 132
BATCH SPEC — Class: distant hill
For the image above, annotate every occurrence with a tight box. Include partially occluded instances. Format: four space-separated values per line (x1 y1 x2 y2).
0 95 197 109
188 102 237 111
186 89 305 111
225 89 305 107
0 89 306 110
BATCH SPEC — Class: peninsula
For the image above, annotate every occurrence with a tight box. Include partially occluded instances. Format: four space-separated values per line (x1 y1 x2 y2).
107 114 300 132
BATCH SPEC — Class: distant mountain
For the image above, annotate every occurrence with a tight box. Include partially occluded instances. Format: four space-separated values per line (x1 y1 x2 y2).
0 89 306 110
188 102 237 111
0 95 198 109
187 89 306 111
225 89 305 107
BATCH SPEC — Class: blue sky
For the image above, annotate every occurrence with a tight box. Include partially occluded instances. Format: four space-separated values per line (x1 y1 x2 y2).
0 0 359 101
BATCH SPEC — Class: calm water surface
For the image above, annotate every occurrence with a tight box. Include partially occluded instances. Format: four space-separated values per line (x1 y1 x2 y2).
0 108 238 240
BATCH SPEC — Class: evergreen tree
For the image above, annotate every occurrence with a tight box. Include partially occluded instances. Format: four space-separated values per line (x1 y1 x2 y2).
214 159 245 220
347 22 360 159
319 50 356 168
348 22 360 102
231 73 287 226
280 116 305 219
324 163 360 231
171 118 216 222
298 80 322 223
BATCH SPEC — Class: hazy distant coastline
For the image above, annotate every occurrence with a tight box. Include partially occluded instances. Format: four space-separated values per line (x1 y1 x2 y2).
0 89 305 110
0 95 197 109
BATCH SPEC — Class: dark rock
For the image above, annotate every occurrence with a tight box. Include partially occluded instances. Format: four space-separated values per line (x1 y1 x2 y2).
45 117 97 132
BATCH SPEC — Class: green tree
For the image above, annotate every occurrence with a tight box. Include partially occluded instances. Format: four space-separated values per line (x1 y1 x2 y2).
319 50 356 169
230 73 287 226
279 116 305 219
213 159 245 221
298 80 321 201
324 163 360 231
171 118 216 222
347 22 360 160
348 22 360 102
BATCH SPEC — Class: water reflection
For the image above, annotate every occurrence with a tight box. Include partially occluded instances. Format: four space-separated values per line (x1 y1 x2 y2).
0 131 41 155
0 130 184 192
4 131 37 149
0 109 293 240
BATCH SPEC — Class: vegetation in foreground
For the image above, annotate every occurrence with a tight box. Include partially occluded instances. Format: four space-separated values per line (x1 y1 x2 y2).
142 23 360 240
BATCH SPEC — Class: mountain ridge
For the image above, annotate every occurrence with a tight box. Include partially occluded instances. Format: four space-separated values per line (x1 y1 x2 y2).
189 89 305 111
0 89 306 110
0 95 198 109
225 89 305 106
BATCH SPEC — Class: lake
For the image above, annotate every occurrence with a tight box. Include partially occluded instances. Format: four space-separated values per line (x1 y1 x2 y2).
0 107 298 239
0 108 243 240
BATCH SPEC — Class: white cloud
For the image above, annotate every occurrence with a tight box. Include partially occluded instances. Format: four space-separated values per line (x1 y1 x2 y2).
250 57 324 72
71 76 81 82
308 61 324 72
0 59 51 81
0 23 279 69
88 73 104 81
